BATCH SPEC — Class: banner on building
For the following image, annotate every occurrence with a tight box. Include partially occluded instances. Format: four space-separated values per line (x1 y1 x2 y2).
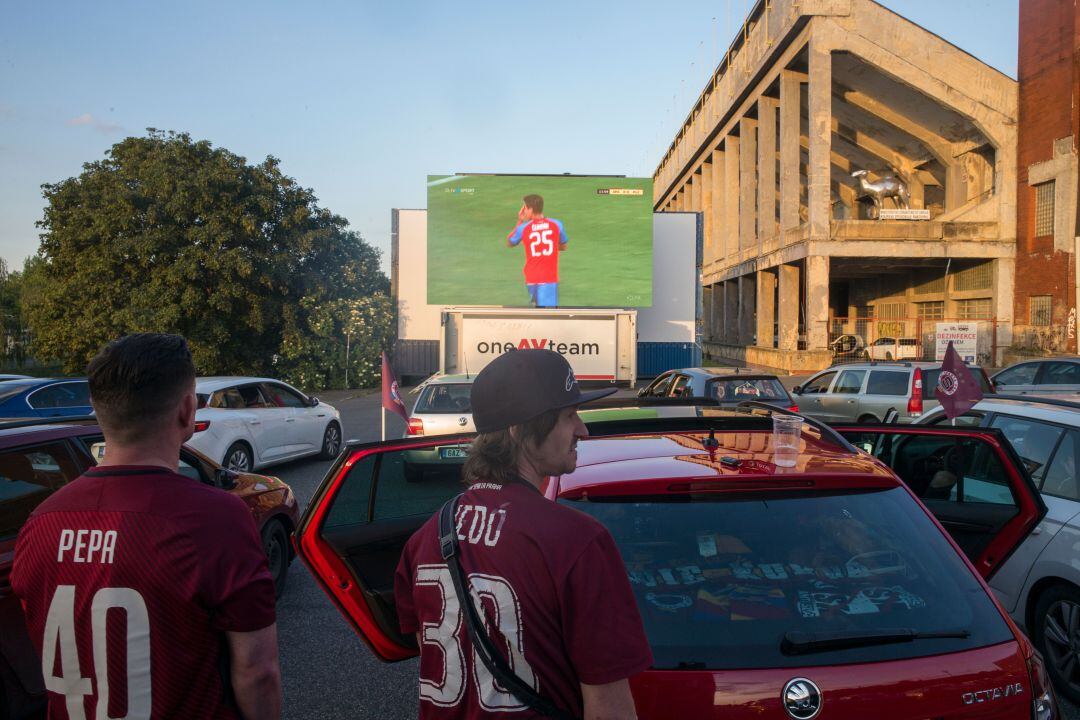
461 315 618 380
935 323 978 362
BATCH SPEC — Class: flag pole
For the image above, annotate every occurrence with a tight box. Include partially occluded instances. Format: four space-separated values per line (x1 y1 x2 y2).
381 406 386 441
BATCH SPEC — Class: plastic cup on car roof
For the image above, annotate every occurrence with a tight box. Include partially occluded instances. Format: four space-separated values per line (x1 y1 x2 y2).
772 414 802 468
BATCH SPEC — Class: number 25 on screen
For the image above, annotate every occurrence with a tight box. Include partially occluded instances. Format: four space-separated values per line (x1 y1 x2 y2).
528 230 554 257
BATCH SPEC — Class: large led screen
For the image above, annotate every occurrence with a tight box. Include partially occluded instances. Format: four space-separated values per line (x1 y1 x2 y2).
427 174 653 308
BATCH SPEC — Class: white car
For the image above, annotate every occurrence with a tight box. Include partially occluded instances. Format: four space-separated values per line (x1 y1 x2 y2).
190 377 342 471
864 336 921 361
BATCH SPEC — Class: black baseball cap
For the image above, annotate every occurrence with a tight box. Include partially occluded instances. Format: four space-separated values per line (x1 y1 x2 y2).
470 349 617 433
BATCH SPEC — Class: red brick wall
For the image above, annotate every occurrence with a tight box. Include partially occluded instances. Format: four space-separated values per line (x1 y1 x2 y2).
1016 0 1079 350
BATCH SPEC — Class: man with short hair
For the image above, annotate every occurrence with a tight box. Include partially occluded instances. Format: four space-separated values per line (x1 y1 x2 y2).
12 333 281 719
506 194 569 308
395 349 652 719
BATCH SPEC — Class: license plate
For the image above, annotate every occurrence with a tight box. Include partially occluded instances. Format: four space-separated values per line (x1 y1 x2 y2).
439 446 468 459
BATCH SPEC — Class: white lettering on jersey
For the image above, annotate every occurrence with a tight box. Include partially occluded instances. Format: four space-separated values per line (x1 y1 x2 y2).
453 505 507 548
57 529 117 564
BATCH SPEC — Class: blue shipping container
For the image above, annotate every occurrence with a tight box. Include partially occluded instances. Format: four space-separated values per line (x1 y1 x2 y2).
637 342 701 377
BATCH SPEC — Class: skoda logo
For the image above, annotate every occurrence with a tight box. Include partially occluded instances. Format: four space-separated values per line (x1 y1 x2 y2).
783 678 822 720
458 417 468 427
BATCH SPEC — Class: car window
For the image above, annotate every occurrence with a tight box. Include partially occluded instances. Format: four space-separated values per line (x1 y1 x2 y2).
177 450 211 485
708 378 789 402
994 363 1039 386
0 443 81 538
866 370 909 396
262 383 307 408
873 338 893 346
27 381 90 409
563 489 1012 669
373 446 467 521
1040 362 1080 385
988 414 1064 481
0 381 37 403
801 371 836 394
645 373 675 398
237 385 270 409
924 368 992 399
414 384 472 414
670 375 691 397
1042 430 1079 500
834 370 866 394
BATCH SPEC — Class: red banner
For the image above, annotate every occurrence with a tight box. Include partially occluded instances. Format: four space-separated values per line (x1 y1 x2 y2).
381 352 409 422
936 341 984 419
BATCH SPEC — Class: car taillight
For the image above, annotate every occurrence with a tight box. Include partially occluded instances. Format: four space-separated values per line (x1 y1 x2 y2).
194 420 211 433
407 418 424 436
788 404 799 413
907 367 923 416
1027 651 1058 719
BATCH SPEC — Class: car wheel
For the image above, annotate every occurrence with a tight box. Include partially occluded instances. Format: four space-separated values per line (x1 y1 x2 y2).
1033 583 1080 704
863 351 871 360
261 520 290 599
885 352 894 361
857 414 879 424
319 421 342 460
224 442 253 473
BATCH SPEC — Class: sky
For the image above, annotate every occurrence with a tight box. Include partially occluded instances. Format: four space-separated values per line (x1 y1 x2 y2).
0 1 1019 275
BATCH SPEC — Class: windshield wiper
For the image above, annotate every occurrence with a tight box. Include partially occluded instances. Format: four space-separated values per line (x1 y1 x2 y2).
781 628 970 655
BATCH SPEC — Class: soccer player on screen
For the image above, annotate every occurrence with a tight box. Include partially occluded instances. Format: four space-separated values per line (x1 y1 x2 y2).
506 194 568 307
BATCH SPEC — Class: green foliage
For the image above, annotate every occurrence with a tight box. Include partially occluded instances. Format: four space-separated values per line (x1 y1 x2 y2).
28 130 392 387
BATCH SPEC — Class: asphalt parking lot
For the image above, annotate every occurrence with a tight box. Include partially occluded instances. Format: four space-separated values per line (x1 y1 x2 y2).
269 384 1080 719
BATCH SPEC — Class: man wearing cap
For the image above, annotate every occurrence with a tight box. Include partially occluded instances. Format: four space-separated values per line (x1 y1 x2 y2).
394 349 652 719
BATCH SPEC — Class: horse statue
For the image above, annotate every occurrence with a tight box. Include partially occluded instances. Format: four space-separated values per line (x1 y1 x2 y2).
851 169 910 218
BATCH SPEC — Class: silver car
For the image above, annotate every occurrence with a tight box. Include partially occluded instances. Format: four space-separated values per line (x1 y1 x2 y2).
917 395 1080 703
992 357 1080 397
405 374 475 437
795 361 994 424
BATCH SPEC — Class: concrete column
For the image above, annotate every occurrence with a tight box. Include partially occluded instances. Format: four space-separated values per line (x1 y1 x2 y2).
724 137 741 263
700 162 713 263
946 164 967 212
725 280 739 344
739 274 757 345
756 269 777 348
702 285 714 341
710 148 725 263
739 117 758 252
778 263 800 351
690 174 701 211
807 35 832 240
806 255 830 349
992 257 1015 363
779 70 802 233
757 97 778 243
712 283 723 343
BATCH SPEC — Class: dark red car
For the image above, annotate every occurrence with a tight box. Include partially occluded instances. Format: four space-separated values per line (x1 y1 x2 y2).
0 418 298 718
297 407 1059 719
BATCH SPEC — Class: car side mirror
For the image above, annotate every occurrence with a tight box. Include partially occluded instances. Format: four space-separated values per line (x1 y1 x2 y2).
215 467 238 490
792 385 802 395
636 388 647 398
309 396 320 407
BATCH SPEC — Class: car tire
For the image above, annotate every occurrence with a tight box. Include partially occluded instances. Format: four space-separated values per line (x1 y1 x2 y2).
863 351 871 360
885 352 894 361
224 442 253 473
319 421 342 460
1033 583 1080 704
261 520 290 599
857 414 879 424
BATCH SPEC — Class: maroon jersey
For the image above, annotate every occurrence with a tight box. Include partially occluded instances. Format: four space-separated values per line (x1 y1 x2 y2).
395 479 652 719
11 465 276 719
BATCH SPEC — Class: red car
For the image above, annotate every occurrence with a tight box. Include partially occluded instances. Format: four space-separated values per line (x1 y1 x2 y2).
298 407 1059 719
0 418 298 718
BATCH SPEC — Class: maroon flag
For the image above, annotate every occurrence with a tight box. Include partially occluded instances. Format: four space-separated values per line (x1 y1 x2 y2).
936 341 984 419
381 352 408 422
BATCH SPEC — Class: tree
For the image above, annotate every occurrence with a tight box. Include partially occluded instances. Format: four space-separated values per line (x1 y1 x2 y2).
29 130 392 383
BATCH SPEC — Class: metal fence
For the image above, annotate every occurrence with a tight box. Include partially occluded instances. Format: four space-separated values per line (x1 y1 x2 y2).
824 316 1007 366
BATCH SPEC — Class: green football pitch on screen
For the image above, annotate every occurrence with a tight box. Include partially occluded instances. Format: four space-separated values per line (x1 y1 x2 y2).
426 174 653 308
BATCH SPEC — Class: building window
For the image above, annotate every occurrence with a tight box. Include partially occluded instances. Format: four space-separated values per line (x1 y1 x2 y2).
913 273 945 295
1035 181 1055 237
957 298 993 320
916 301 944 320
1030 295 1052 326
952 262 992 292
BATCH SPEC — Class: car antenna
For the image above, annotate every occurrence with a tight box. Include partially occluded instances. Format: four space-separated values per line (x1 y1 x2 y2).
703 429 719 451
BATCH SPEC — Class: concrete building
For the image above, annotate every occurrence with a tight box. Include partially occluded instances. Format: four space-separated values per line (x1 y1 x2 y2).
1014 0 1080 355
654 0 1017 370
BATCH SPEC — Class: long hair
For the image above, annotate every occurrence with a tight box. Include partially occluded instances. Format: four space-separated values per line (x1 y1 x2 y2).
463 407 560 485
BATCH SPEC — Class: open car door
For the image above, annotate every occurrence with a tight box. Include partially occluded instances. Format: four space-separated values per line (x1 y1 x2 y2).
835 424 1047 580
295 435 472 660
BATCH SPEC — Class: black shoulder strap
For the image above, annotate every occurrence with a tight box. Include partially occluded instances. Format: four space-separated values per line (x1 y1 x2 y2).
437 496 577 720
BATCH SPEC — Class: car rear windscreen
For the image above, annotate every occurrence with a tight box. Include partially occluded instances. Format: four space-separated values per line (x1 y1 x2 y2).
414 384 472 414
707 378 788 403
562 488 1012 669
0 382 36 403
924 368 993 398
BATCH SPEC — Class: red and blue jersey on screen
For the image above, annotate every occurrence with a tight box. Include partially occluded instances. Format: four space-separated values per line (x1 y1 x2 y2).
507 217 568 285
11 466 276 719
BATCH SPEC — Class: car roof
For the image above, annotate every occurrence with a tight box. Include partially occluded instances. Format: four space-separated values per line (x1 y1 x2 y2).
0 377 84 389
420 374 474 385
923 395 1080 426
0 420 99 447
196 376 290 392
560 424 895 496
666 367 780 378
823 361 983 371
